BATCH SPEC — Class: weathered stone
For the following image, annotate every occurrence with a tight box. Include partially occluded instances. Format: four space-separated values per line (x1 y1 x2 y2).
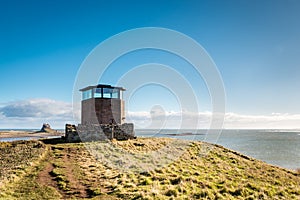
65 123 135 142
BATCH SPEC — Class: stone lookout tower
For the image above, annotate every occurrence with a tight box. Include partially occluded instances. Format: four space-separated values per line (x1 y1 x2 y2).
65 84 135 142
80 84 126 125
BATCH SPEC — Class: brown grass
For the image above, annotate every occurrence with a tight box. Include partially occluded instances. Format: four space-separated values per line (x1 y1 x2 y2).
0 138 299 199
0 140 46 185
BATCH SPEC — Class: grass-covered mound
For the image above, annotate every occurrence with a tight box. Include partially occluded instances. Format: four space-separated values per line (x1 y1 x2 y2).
0 140 46 186
0 138 299 199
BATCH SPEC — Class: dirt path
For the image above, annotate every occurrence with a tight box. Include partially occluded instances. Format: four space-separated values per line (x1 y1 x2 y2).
37 162 56 189
37 146 90 199
62 149 88 198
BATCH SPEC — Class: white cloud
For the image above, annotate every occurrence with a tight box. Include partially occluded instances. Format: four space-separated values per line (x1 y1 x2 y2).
126 111 300 129
0 98 299 129
0 99 75 129
223 112 300 129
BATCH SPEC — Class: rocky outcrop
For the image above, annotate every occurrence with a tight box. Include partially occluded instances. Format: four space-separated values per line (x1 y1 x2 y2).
36 123 58 134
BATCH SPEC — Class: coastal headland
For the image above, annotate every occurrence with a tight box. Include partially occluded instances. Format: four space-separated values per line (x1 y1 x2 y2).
0 137 299 199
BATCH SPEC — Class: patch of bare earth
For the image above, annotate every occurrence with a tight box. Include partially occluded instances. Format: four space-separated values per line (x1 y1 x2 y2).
37 162 56 189
63 148 88 198
37 146 89 199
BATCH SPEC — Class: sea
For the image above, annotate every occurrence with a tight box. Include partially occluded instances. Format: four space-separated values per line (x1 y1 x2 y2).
1 129 299 170
135 129 300 170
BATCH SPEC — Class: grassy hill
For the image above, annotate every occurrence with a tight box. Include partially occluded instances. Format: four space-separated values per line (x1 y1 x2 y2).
0 138 299 199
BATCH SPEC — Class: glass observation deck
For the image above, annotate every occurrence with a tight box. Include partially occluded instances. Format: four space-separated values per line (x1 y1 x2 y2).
80 84 125 101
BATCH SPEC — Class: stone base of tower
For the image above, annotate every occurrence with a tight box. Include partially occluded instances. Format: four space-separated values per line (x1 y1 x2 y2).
65 123 135 142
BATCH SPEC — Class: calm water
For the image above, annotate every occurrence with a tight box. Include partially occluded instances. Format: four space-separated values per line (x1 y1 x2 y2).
136 129 300 170
0 129 64 142
0 135 62 142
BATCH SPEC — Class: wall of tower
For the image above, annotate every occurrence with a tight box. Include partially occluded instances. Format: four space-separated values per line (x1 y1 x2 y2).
81 98 124 125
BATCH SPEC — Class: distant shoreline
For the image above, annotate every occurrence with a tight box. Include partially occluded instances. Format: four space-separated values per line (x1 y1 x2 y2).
0 130 64 139
164 132 205 136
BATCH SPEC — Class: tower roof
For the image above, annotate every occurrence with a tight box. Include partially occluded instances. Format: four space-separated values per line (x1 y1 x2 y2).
79 84 126 92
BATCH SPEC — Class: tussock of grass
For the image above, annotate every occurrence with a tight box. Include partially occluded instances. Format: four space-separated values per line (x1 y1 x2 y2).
112 137 173 152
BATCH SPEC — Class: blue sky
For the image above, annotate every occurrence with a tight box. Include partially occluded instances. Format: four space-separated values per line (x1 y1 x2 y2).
0 0 300 129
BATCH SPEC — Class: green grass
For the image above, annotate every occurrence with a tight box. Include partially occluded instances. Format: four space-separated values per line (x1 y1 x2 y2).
0 141 61 199
0 138 299 199
0 140 46 185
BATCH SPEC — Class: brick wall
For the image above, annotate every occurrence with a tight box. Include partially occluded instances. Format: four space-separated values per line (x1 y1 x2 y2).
81 98 125 125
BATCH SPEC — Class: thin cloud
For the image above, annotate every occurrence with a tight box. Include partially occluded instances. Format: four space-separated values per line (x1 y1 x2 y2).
0 99 299 129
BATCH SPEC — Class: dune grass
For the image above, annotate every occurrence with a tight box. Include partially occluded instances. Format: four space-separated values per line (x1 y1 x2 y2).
0 138 299 199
